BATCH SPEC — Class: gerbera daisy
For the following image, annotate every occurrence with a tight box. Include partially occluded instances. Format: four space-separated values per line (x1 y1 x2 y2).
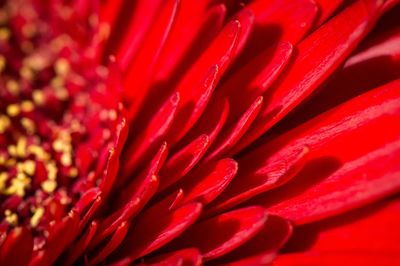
0 0 399 265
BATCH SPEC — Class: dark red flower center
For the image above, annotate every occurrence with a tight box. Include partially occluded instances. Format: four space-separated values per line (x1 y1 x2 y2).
0 0 118 249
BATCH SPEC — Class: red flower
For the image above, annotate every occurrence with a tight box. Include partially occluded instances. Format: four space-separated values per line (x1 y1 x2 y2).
0 0 399 265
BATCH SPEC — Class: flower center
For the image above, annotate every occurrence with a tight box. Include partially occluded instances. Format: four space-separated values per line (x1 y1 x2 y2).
0 0 118 249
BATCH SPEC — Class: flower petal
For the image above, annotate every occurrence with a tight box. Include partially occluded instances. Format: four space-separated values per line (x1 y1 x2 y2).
276 197 400 265
213 215 292 265
159 134 211 192
167 206 268 261
205 96 263 161
111 202 203 263
123 92 178 174
122 0 179 121
233 0 386 154
0 227 33 266
248 80 400 224
137 248 202 266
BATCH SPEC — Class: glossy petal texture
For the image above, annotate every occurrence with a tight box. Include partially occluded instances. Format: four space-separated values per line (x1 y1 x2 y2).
166 206 268 261
248 80 400 224
276 197 400 265
0 0 400 265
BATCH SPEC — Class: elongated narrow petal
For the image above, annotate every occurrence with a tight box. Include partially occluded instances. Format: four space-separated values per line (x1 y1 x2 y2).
167 206 268 261
233 0 387 154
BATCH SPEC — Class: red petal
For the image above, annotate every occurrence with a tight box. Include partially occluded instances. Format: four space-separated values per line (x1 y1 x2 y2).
206 145 308 216
277 27 400 132
159 134 210 192
166 66 221 148
123 92 178 174
116 142 167 206
205 96 263 161
112 202 203 263
138 248 202 266
0 227 33 266
30 212 79 266
168 206 268 261
88 221 130 265
233 0 316 67
233 0 385 154
176 158 238 207
313 0 344 26
154 0 225 82
214 215 292 265
166 10 253 147
276 198 400 265
218 41 293 123
248 80 400 224
176 96 230 151
122 0 179 121
62 221 98 266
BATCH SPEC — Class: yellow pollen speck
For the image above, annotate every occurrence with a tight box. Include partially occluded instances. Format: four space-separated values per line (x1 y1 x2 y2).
0 154 6 165
0 172 8 191
28 145 50 161
16 137 27 158
6 79 20 95
51 76 64 88
41 179 57 193
109 110 117 121
4 210 18 226
45 161 58 180
0 27 10 41
6 104 20 117
7 145 16 157
30 207 44 228
55 58 70 76
24 54 49 71
6 174 31 197
60 153 72 166
55 88 69 100
0 115 11 133
5 158 16 167
32 90 45 105
69 167 78 178
20 66 34 80
21 117 35 134
52 139 64 152
23 160 36 176
21 101 34 112
0 55 6 72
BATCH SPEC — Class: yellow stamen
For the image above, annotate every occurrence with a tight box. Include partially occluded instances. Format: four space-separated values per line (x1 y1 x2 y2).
21 100 35 112
0 115 11 133
32 90 45 105
6 79 20 95
54 58 70 76
30 207 44 228
6 104 20 117
0 55 6 72
21 117 35 134
23 160 36 176
60 153 72 166
16 137 27 158
41 179 57 193
4 210 18 226
0 27 10 41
